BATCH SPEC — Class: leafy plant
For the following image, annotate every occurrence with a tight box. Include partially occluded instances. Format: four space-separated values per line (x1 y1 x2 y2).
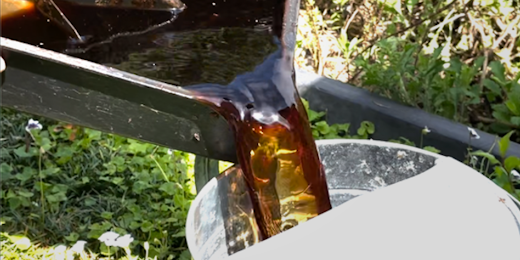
296 0 520 142
488 62 520 134
470 131 520 200
0 108 195 259
302 99 375 140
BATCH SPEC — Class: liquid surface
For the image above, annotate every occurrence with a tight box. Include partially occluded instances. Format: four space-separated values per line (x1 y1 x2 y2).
1 0 332 243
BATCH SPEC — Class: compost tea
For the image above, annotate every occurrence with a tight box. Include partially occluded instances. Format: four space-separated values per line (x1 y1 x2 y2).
1 0 332 243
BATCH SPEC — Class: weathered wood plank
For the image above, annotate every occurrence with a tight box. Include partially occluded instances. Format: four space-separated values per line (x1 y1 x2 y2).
1 38 237 162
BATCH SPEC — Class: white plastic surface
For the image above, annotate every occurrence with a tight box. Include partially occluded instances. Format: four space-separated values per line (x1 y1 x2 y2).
226 156 520 260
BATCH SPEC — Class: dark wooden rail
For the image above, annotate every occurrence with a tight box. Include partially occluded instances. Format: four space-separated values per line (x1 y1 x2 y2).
1 37 237 163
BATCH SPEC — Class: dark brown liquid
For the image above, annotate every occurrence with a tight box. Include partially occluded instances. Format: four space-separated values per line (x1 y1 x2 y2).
1 0 332 241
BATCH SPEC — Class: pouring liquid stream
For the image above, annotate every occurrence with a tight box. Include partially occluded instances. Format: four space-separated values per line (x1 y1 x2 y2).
1 0 332 247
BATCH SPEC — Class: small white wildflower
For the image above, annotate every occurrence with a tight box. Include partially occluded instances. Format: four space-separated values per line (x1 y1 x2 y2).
467 127 480 140
115 234 134 248
98 231 120 247
25 119 43 133
512 170 520 181
422 126 431 135
143 241 149 251
70 240 87 254
167 149 173 155
53 244 67 260
470 155 478 166
54 244 67 254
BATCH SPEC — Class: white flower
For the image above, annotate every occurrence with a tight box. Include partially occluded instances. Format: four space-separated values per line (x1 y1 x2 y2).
25 119 43 133
143 241 149 251
512 170 520 181
54 245 67 254
467 127 480 140
470 156 478 165
114 234 134 248
98 231 120 247
70 240 87 254
422 126 431 135
167 149 173 155
53 244 67 260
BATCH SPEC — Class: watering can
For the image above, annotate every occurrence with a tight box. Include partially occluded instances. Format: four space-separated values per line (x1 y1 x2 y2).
186 139 520 260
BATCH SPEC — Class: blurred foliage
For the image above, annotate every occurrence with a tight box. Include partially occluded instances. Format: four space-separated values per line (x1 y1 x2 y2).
296 0 520 142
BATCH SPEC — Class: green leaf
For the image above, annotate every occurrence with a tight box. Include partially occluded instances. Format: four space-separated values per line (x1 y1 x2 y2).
140 220 154 232
101 212 114 219
81 177 90 184
65 232 80 242
499 131 515 158
179 249 192 260
17 190 34 198
1 163 13 181
483 79 501 100
171 230 186 238
174 194 185 207
84 197 97 207
489 61 506 83
16 167 36 182
314 121 330 135
492 166 511 192
504 156 520 174
505 99 520 116
85 128 102 140
99 244 116 256
308 110 326 122
301 98 310 111
111 177 124 185
41 167 60 178
112 156 126 168
8 197 22 210
492 110 511 123
129 221 141 230
128 141 149 155
14 146 38 158
362 121 375 134
87 222 112 239
470 150 500 165
511 117 520 126
423 146 441 154
55 146 75 165
160 182 179 196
